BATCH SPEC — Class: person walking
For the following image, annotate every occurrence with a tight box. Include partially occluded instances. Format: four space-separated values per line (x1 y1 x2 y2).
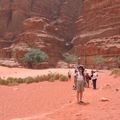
91 71 98 89
73 69 78 90
85 72 91 88
68 70 71 81
76 66 85 103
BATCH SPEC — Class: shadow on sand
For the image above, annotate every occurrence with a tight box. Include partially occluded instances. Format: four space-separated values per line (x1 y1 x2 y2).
78 102 90 105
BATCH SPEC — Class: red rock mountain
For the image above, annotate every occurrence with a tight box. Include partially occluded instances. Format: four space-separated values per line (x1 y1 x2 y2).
0 0 120 68
0 0 83 67
72 0 120 68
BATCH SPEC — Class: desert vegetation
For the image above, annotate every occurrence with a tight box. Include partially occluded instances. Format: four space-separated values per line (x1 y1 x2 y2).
110 68 120 77
22 48 48 68
94 55 104 69
0 73 68 86
63 53 78 67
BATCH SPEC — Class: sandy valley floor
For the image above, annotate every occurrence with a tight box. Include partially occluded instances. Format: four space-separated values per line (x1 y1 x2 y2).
0 66 120 120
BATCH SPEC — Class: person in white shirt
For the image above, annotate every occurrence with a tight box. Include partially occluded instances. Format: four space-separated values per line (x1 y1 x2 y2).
91 71 98 89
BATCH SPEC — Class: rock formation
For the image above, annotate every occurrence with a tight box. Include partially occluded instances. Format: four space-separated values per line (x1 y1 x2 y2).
72 0 120 68
0 0 120 68
12 17 65 67
0 0 82 67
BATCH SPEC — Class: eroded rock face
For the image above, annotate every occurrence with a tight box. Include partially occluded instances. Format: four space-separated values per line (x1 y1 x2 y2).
11 17 65 67
72 0 120 68
0 0 120 68
0 0 82 67
0 0 31 36
0 0 82 38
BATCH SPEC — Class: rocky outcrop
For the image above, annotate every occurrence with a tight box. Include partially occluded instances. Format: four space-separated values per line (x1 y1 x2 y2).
0 0 82 39
72 0 120 68
0 0 82 67
0 0 120 68
74 35 120 68
11 17 65 67
0 0 31 36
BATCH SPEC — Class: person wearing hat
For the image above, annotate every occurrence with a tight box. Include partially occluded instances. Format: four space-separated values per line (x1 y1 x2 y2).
76 66 86 103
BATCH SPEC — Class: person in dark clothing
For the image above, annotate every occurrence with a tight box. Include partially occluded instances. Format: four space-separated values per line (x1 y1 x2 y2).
91 71 98 89
73 69 78 90
85 72 91 88
68 70 71 80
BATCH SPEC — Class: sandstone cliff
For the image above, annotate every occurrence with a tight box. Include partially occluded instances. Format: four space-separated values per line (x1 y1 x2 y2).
72 0 120 68
0 0 120 68
0 0 82 67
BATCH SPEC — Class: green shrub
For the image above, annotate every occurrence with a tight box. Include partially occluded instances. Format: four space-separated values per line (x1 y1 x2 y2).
22 48 48 68
93 55 104 69
63 53 78 64
94 56 104 65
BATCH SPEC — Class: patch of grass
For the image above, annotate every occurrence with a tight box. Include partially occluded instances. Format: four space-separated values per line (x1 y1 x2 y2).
24 77 35 84
0 78 8 85
59 75 68 81
110 68 120 77
0 73 68 86
34 75 42 83
7 77 19 85
16 78 25 84
54 73 60 80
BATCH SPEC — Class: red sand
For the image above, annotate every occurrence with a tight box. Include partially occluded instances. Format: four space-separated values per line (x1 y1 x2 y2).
0 66 120 120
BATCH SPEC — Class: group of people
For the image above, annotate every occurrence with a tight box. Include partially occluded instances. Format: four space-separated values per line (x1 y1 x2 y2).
68 65 98 104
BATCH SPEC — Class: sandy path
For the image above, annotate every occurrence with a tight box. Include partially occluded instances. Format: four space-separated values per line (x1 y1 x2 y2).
45 71 120 120
0 81 74 120
0 66 120 120
0 66 75 120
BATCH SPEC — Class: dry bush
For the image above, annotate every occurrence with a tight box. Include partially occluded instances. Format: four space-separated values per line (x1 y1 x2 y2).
110 68 120 77
0 73 68 86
